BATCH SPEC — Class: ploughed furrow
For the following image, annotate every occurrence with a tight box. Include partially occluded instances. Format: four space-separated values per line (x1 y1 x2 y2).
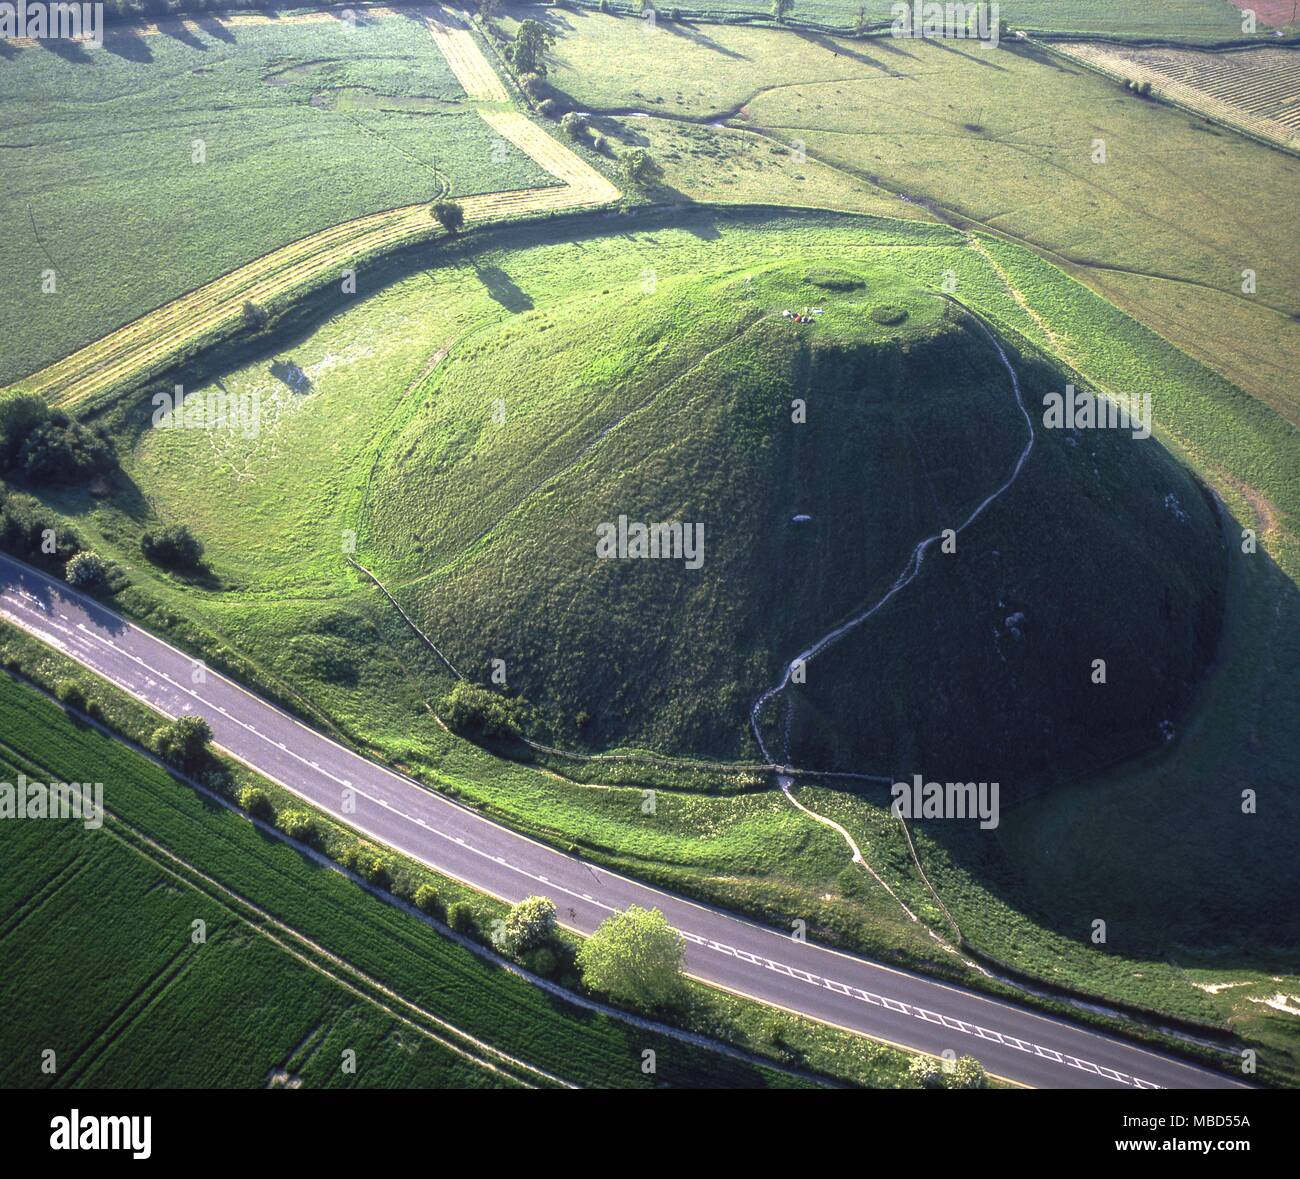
1057 42 1300 147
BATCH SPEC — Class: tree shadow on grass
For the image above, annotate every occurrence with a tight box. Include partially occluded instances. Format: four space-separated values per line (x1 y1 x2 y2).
794 29 907 75
658 18 749 62
195 16 236 44
473 264 534 313
159 19 210 52
38 36 94 65
102 29 154 63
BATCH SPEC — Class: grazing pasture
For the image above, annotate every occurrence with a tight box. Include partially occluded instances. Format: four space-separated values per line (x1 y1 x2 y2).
0 8 555 384
537 8 1300 423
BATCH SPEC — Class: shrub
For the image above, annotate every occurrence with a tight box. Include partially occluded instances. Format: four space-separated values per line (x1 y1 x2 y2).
948 1055 988 1089
537 97 559 118
363 856 393 891
242 300 267 329
440 681 528 740
620 147 663 189
909 1056 945 1088
517 71 546 100
522 945 558 978
498 895 557 955
430 199 465 235
448 901 478 935
277 808 318 843
560 111 588 140
805 269 865 292
238 785 273 820
413 884 444 917
870 304 909 325
65 551 107 590
55 679 87 711
140 523 204 571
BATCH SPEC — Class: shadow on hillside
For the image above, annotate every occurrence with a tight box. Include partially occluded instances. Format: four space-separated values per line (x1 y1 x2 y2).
159 19 209 52
923 34 1010 72
38 36 93 64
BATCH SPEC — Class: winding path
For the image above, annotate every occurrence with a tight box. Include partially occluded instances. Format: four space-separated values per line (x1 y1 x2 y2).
750 300 1036 768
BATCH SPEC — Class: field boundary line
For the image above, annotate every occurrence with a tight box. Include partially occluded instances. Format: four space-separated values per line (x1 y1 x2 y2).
101 813 566 1088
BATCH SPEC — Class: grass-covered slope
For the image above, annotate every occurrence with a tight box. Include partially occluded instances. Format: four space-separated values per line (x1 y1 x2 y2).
363 259 1225 787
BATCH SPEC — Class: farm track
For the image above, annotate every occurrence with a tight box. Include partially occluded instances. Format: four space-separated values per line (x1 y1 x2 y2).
423 4 510 103
12 8 618 410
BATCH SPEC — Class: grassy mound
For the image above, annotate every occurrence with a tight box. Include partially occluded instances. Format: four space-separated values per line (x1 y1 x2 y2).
361 257 1223 791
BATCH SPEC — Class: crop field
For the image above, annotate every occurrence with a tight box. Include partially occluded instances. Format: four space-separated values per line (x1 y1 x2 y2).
0 5 562 384
1056 42 1300 148
537 9 1300 424
0 671 819 1088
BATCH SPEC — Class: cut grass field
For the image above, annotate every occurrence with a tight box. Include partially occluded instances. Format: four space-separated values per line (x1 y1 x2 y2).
0 670 828 1089
20 204 1295 1084
0 5 571 386
536 9 1300 424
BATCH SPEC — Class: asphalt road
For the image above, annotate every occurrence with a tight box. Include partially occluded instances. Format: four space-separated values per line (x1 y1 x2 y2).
0 553 1248 1090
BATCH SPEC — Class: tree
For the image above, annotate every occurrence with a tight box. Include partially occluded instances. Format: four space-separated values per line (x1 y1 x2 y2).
65 551 107 590
620 147 663 190
576 905 685 1011
854 3 867 35
498 895 557 955
504 19 556 77
141 523 204 571
242 300 267 329
152 714 214 773
771 0 793 21
430 199 465 235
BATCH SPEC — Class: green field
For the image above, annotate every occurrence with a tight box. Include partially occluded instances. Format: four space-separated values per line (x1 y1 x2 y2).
9 202 1290 1082
533 8 1300 425
3 0 1298 1091
0 670 835 1088
549 0 1272 39
0 9 554 383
